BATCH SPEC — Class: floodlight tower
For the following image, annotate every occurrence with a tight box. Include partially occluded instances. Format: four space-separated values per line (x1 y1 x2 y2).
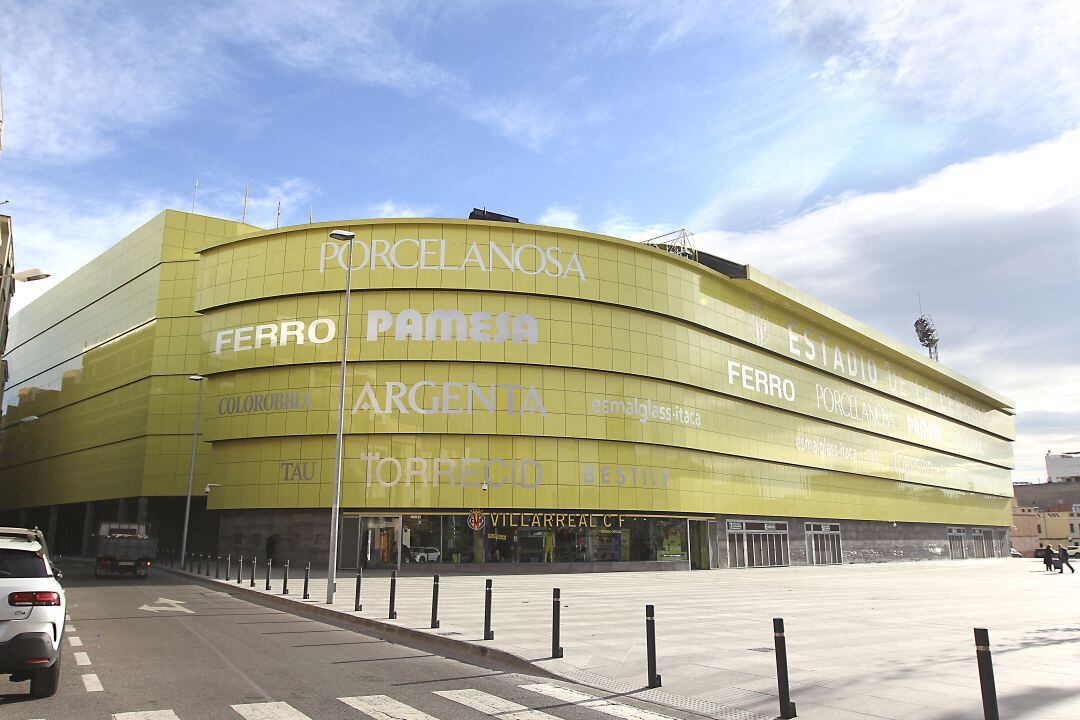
914 314 940 361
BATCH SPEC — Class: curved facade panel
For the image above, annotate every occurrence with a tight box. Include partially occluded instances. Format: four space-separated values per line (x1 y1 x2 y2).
1 212 1015 568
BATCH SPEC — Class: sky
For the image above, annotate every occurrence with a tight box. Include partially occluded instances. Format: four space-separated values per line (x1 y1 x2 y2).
1 0 1077 482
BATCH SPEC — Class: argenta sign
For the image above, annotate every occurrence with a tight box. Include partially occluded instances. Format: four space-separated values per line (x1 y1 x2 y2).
320 238 587 281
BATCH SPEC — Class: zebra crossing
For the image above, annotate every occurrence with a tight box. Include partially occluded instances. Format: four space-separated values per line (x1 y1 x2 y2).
48 683 690 720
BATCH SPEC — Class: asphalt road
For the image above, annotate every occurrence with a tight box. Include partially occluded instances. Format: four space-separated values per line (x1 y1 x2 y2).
0 561 697 720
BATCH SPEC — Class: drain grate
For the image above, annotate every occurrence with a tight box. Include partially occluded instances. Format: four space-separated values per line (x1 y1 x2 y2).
747 647 774 653
437 631 462 636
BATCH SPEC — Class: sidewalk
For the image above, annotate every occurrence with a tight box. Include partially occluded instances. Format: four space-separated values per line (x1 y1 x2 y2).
166 558 1080 720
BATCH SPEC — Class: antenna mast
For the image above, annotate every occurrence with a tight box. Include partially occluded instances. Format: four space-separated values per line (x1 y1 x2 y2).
914 308 940 361
191 179 199 213
242 184 249 223
644 228 697 262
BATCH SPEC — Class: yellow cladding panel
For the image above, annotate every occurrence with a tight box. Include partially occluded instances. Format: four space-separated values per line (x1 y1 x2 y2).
205 433 1011 527
0 211 253 508
204 361 1011 496
202 292 1012 465
196 221 1014 435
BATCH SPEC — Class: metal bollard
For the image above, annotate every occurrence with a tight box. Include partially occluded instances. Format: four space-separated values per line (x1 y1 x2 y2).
250 556 257 587
215 554 221 579
483 579 494 640
974 628 999 720
354 568 363 611
265 558 272 591
282 560 289 595
430 575 440 629
552 588 564 658
237 555 244 584
773 618 797 719
388 570 398 619
646 605 661 688
225 554 231 582
303 562 311 600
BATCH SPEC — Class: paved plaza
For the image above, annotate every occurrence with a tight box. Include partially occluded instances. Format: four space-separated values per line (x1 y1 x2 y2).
176 558 1080 719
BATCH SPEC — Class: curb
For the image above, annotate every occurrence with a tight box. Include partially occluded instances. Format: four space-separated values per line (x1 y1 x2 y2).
160 565 559 681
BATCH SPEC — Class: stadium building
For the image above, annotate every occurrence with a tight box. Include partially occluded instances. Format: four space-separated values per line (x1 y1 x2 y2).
0 210 1015 571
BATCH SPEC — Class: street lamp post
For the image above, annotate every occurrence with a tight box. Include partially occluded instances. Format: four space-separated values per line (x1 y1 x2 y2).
1 268 51 282
326 229 356 604
180 375 207 567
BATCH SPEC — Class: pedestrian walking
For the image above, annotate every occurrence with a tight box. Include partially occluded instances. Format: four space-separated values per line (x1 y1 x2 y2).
1058 545 1075 574
1043 546 1054 571
265 534 276 563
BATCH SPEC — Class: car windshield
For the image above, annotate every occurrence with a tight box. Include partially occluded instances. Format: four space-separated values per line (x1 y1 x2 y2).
0 548 48 578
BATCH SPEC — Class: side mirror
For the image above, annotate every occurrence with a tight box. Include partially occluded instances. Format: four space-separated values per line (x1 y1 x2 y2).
55 569 63 581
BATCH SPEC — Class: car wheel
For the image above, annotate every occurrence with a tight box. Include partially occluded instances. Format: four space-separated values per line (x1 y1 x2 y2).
30 653 60 698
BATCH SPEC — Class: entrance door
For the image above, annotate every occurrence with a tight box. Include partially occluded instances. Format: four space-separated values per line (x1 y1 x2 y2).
726 520 789 568
689 520 712 569
805 523 843 565
948 527 967 559
359 516 401 570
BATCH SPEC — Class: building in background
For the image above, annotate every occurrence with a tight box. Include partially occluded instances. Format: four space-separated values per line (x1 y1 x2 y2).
1046 451 1080 482
1013 477 1080 511
1010 497 1040 556
0 210 1016 569
0 215 14 389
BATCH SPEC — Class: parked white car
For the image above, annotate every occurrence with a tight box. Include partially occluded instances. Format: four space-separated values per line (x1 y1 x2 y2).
0 527 65 697
409 546 441 562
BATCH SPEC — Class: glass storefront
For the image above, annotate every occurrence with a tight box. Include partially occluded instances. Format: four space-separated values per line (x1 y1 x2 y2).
387 512 690 566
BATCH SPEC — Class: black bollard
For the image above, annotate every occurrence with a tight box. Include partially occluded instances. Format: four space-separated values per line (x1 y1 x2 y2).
974 628 999 720
430 575 440 629
388 570 398 619
646 605 661 688
773 618 797 719
483 579 494 640
552 588 564 658
215 554 221 579
303 562 311 600
250 556 257 588
265 557 272 590
225 554 231 582
237 556 244 584
282 560 290 595
354 568 363 611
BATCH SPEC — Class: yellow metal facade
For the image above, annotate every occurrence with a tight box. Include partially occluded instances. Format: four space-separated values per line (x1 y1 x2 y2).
1 212 1014 527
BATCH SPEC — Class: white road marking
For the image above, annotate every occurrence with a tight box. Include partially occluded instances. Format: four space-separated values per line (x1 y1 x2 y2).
340 695 441 720
68 636 83 646
138 598 193 614
232 702 314 719
520 684 678 720
74 651 91 666
435 688 560 720
82 673 104 692
66 613 72 621
113 711 183 720
67 624 77 632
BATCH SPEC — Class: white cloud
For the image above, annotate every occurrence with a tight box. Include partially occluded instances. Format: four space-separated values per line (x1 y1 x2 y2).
696 129 1080 481
778 0 1080 128
538 206 581 229
363 200 436 219
0 1 578 163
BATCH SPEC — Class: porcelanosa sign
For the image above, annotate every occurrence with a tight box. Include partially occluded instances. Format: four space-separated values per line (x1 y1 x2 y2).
319 237 587 281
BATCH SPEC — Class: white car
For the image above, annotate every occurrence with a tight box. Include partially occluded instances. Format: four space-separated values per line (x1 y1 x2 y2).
0 527 65 698
409 546 441 562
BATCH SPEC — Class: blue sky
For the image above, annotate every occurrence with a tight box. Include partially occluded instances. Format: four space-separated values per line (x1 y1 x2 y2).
2 0 1078 481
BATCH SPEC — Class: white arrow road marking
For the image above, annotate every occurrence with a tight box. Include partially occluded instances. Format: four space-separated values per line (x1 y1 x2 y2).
113 711 183 719
68 636 82 646
138 598 194 614
520 684 678 720
340 695 440 720
82 673 103 692
232 701 314 719
74 651 91 666
435 689 560 720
